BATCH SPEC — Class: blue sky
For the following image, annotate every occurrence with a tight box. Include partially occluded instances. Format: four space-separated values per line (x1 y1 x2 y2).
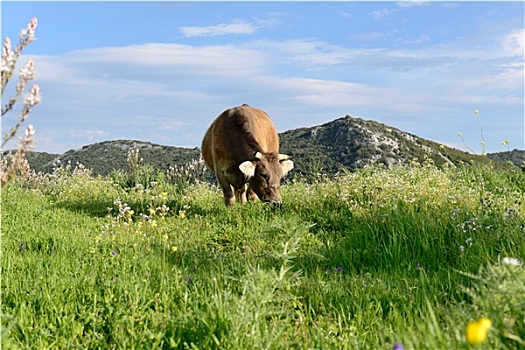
2 1 524 154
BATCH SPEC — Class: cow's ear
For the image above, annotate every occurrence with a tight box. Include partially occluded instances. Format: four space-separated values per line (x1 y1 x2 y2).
280 159 294 176
239 161 256 179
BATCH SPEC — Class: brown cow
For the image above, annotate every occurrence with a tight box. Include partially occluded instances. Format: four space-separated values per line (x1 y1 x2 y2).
201 104 294 207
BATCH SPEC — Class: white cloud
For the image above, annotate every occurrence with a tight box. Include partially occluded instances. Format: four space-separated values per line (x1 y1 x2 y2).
351 32 386 42
398 34 431 45
372 1 431 21
70 129 110 139
59 43 272 78
335 9 354 19
396 1 431 9
441 3 461 10
179 19 257 37
502 29 525 57
372 8 392 20
18 31 523 154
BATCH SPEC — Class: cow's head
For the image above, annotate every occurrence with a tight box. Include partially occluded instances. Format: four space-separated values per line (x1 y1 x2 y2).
239 151 294 204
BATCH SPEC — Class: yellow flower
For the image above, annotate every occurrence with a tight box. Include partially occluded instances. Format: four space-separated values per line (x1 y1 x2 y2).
162 234 168 241
474 109 479 115
457 132 462 137
171 245 178 252
150 220 157 228
466 317 492 345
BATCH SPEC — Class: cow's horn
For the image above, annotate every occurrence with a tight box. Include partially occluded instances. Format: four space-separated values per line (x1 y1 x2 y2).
254 152 263 159
278 154 291 161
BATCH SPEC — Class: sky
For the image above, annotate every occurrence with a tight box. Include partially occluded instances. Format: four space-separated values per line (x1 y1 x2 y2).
1 1 524 155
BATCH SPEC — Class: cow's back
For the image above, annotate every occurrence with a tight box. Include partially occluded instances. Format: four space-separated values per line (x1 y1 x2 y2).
201 105 279 172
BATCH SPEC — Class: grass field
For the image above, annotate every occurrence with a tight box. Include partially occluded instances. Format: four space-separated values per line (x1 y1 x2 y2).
2 161 524 349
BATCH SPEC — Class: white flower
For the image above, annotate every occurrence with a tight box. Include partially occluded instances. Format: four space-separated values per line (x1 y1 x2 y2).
25 124 35 138
20 17 38 42
19 59 36 81
502 257 522 267
2 37 11 55
1 37 16 72
23 84 41 107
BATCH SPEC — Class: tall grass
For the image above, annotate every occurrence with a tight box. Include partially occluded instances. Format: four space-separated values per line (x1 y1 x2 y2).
2 161 524 349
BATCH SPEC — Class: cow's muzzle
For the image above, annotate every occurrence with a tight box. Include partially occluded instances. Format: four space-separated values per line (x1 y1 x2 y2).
263 198 282 207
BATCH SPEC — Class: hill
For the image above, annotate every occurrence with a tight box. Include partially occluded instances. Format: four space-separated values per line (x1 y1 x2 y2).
279 115 496 177
487 149 525 167
22 115 522 180
26 140 201 176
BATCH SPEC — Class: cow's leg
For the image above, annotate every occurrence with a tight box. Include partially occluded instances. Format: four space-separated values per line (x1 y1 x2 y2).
237 184 248 204
246 186 259 202
216 171 235 207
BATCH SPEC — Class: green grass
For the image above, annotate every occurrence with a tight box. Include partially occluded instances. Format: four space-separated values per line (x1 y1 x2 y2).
2 162 524 349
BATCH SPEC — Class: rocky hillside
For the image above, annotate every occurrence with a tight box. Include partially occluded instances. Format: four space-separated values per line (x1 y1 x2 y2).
26 140 201 176
22 115 522 180
279 115 507 177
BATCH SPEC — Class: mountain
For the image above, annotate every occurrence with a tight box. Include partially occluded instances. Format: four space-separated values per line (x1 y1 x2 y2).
22 115 522 180
279 115 514 177
26 140 201 176
487 149 525 167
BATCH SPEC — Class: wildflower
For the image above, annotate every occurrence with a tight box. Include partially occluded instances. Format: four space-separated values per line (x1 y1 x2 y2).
23 84 41 108
2 37 15 72
501 140 509 146
393 343 403 350
19 59 36 81
150 220 157 228
502 257 522 267
466 317 491 345
24 124 35 138
474 109 479 115
19 243 25 251
112 250 117 256
171 245 178 252
162 234 168 241
21 17 38 42
337 266 343 272
504 208 516 217
457 132 462 137
416 263 421 269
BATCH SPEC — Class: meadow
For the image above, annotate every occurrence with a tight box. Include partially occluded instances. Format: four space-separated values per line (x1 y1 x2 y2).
1 159 524 349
